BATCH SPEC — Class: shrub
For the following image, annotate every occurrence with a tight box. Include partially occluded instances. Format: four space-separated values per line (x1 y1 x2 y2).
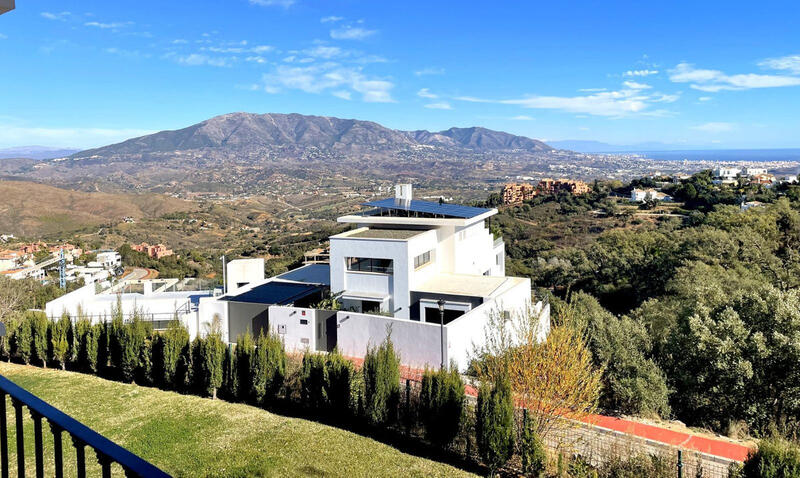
742 438 800 478
50 313 71 370
96 320 110 374
235 332 255 402
30 311 49 367
476 375 515 476
200 333 225 399
12 312 32 364
419 366 465 448
153 320 189 388
595 453 672 477
175 337 194 392
325 349 354 415
0 315 18 361
251 330 286 404
83 324 100 373
109 307 125 375
222 345 237 399
119 315 150 383
363 336 400 426
521 409 547 477
300 353 327 409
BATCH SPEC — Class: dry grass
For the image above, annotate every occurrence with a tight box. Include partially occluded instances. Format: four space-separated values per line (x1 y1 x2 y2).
0 362 476 477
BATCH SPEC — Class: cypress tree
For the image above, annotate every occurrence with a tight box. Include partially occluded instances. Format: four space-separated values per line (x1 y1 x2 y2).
66 313 77 366
235 332 255 402
363 335 400 426
175 337 194 392
476 375 515 477
300 353 327 409
325 349 354 415
96 319 110 376
153 319 189 388
84 324 100 373
521 409 547 477
30 311 49 368
201 332 225 399
251 330 286 405
119 314 148 383
109 302 125 376
13 312 32 365
419 366 465 448
50 313 71 370
74 318 90 370
190 336 203 393
222 345 237 400
0 315 18 361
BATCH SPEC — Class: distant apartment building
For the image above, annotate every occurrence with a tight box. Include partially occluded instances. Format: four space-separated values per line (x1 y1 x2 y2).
502 183 537 205
749 173 775 185
537 178 590 195
744 167 768 176
132 242 174 259
713 167 742 180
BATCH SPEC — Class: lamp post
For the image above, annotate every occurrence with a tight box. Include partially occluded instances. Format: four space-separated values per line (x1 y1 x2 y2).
437 298 446 370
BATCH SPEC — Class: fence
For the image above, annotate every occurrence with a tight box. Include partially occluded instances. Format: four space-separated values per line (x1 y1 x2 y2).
0 374 169 478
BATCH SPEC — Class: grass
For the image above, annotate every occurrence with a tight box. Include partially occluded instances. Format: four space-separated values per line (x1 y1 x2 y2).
0 362 476 477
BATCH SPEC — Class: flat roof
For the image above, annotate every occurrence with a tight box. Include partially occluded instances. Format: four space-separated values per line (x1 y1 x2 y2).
362 198 492 219
414 274 527 298
276 263 331 285
221 280 323 305
349 229 424 240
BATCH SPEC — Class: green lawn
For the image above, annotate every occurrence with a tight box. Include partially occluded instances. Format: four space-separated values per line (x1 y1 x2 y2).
0 362 475 477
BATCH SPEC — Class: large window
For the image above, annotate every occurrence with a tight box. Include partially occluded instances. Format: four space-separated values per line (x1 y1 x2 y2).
346 257 393 274
414 250 433 269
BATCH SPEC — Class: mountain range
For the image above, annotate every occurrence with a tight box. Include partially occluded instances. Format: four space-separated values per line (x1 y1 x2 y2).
0 146 80 160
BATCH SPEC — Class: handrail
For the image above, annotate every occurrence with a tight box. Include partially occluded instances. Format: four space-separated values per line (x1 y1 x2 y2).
0 374 169 477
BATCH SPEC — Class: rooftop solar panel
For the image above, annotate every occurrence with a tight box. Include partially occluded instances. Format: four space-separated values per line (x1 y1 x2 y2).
361 198 491 219
221 280 323 305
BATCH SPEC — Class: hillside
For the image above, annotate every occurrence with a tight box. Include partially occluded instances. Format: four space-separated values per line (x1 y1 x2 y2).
0 180 195 237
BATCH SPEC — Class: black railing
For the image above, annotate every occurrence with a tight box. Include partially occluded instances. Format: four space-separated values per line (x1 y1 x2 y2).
0 374 169 478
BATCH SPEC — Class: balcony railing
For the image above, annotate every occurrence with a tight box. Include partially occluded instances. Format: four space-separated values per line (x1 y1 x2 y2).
0 374 169 478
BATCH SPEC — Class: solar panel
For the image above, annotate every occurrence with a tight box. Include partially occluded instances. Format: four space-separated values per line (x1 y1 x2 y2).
361 198 491 219
222 280 323 305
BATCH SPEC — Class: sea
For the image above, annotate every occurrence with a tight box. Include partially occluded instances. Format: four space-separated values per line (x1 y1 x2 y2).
630 149 800 163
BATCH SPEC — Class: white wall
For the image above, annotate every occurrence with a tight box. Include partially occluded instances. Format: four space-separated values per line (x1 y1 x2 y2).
226 258 264 293
267 306 337 353
335 311 444 369
198 297 228 342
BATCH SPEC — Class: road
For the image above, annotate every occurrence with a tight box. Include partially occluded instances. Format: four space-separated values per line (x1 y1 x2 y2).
119 267 152 281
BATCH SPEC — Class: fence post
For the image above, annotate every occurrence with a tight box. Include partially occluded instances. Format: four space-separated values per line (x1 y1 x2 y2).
677 449 683 478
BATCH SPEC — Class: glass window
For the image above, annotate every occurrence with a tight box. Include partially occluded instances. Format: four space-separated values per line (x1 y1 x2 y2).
414 250 433 269
346 257 393 274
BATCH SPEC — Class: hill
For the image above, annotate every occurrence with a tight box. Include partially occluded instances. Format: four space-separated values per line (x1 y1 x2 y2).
0 362 474 477
0 180 195 237
0 146 80 160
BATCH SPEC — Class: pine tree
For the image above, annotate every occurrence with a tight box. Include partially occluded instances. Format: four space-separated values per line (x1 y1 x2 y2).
325 349 354 415
419 366 465 448
476 375 515 477
363 335 400 426
235 332 255 402
30 311 49 368
50 313 71 370
300 353 327 409
201 332 225 399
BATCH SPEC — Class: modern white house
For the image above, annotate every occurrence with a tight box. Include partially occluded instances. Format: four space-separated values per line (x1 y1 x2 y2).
46 185 549 370
630 188 673 202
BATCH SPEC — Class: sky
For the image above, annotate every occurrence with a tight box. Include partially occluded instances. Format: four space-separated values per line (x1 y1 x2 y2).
1 1 800 149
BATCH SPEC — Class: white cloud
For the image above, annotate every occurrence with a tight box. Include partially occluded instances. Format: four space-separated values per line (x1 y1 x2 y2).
424 102 452 110
578 88 606 92
698 96 712 102
172 39 188 44
304 45 344 59
624 69 658 77
321 16 344 23
414 67 445 76
84 21 133 29
669 62 800 92
332 90 352 100
0 34 6 40
330 26 376 40
261 63 394 102
691 122 736 133
456 82 675 117
622 80 652 90
174 53 231 67
417 88 438 99
103 48 151 59
0 126 154 149
41 12 71 21
758 54 800 75
511 115 534 121
249 0 295 7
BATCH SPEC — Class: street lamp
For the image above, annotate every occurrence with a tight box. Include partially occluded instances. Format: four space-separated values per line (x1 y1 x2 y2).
437 298 446 370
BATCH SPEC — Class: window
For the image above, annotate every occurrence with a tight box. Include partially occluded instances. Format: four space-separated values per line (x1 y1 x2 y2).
414 250 433 269
346 257 393 274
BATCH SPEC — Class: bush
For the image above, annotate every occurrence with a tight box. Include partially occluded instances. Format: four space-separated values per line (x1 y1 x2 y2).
119 315 149 383
300 353 327 409
50 313 71 370
325 349 354 415
12 312 32 364
109 308 124 375
222 345 237 399
363 336 400 426
476 375 515 476
251 331 286 404
594 453 672 477
419 366 465 448
235 332 255 402
175 336 194 392
199 333 225 399
96 320 110 374
742 438 800 478
153 320 189 388
83 324 101 373
521 409 547 477
30 311 49 367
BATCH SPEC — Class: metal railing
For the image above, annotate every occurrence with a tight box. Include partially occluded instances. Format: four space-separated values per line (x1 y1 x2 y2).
0 374 169 478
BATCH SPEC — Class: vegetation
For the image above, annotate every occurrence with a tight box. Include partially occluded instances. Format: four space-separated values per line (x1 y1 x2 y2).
300 352 327 409
362 335 401 426
520 409 547 477
419 366 465 448
741 438 800 478
476 375 515 476
325 349 354 415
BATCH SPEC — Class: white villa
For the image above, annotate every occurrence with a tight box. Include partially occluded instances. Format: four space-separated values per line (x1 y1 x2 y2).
46 185 549 371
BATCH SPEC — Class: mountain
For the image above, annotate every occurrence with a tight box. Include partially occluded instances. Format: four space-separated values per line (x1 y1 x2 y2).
72 112 552 159
0 146 80 160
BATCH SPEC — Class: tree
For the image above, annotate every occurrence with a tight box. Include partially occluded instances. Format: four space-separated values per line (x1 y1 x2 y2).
520 409 547 477
200 333 225 399
153 319 189 388
235 332 255 402
419 366 465 448
251 330 286 404
109 300 125 375
741 438 800 478
362 334 400 426
175 336 194 392
300 353 327 409
476 375 515 477
12 312 32 364
30 311 49 367
325 349 354 415
96 320 110 375
222 345 237 400
50 312 71 370
83 324 100 373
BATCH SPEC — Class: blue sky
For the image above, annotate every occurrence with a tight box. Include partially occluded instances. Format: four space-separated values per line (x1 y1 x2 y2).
1 0 799 149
